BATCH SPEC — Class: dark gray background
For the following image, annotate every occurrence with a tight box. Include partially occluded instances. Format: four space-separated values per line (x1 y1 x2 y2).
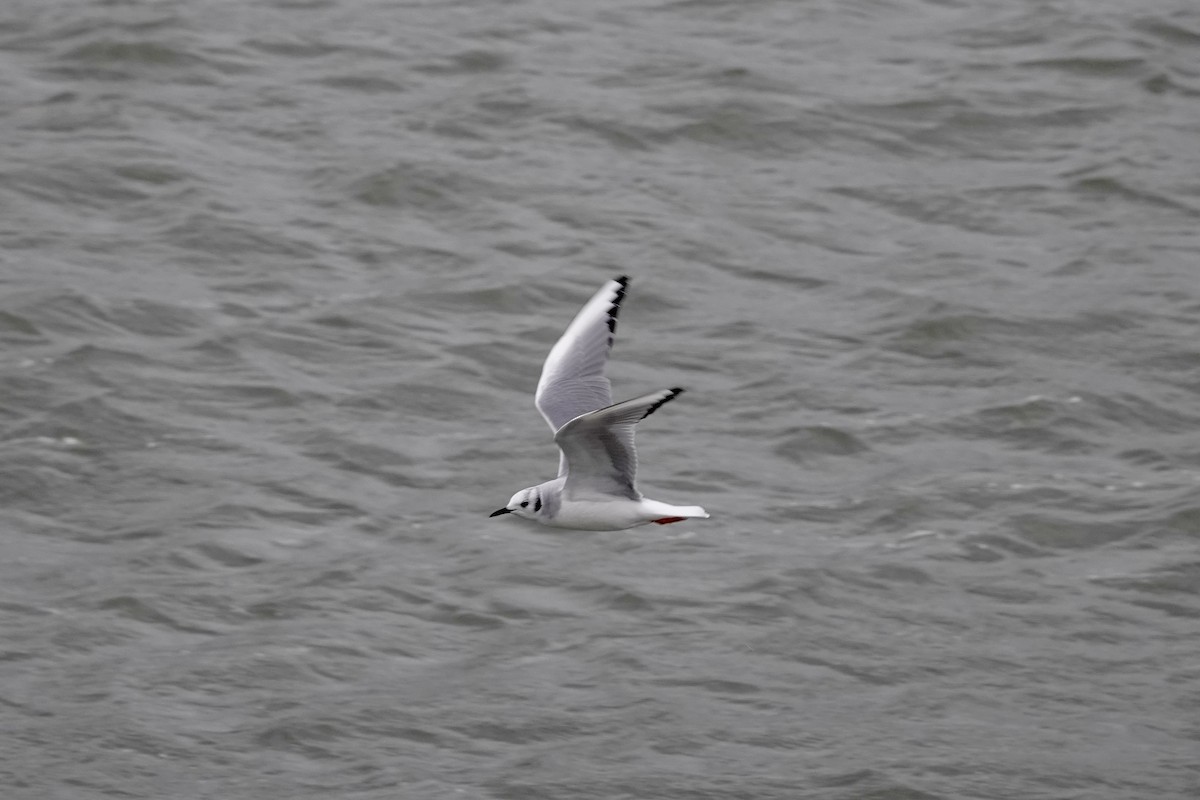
1 0 1198 797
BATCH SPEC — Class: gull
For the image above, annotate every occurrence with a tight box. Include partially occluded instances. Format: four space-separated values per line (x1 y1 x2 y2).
489 276 710 530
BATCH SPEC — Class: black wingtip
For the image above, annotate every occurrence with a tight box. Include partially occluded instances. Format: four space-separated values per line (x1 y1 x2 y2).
607 276 629 333
641 387 685 420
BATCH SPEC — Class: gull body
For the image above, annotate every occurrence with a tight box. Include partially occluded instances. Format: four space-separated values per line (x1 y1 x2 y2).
490 276 709 531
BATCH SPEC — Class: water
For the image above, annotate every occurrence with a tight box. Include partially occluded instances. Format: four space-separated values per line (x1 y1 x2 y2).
1 0 1198 797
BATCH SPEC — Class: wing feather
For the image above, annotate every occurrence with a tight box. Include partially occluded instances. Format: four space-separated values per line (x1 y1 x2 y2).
554 388 684 499
535 276 628 434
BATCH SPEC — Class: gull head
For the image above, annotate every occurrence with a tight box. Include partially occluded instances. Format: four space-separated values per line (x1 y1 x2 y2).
489 486 543 522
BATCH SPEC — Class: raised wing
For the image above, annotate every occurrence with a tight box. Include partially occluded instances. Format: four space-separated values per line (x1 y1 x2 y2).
554 387 683 500
535 276 628 438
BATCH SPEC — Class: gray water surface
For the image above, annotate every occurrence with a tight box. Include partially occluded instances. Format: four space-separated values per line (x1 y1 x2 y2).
2 1 1199 798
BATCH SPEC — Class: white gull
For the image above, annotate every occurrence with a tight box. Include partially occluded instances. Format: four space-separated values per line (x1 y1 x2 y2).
490 276 709 530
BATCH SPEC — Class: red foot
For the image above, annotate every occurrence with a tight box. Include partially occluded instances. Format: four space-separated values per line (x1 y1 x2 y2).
653 516 688 525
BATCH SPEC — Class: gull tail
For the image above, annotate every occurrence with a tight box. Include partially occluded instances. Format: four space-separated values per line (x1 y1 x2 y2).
643 500 709 525
671 506 709 519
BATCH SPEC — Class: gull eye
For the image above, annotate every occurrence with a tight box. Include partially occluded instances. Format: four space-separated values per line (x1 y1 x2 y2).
520 501 529 508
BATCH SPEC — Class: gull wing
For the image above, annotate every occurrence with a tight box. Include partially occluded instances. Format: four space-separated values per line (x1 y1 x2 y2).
536 276 627 433
535 276 629 475
554 387 683 500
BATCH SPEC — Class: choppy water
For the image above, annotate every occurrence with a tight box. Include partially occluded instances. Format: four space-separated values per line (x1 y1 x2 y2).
2 1 1199 797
